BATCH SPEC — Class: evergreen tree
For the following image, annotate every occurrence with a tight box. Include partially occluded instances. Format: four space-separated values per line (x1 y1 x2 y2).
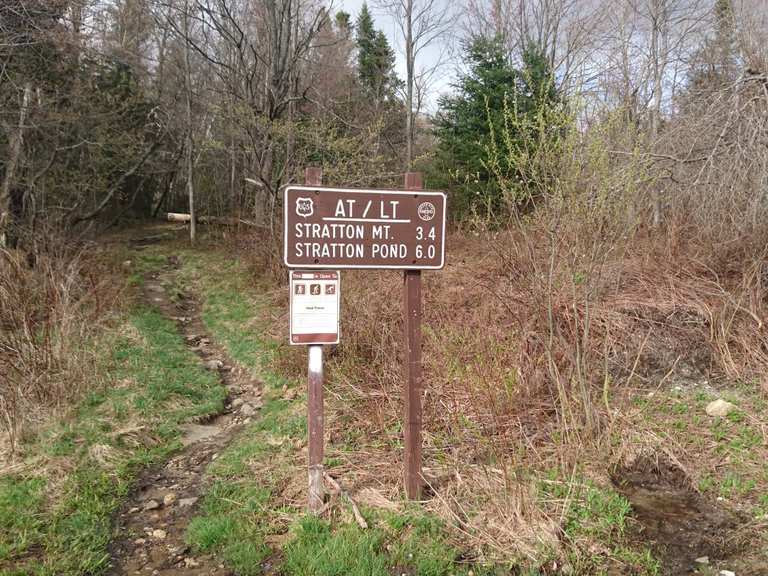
355 3 399 105
335 11 352 39
713 0 737 75
434 37 516 189
519 44 559 110
433 36 561 215
685 0 739 96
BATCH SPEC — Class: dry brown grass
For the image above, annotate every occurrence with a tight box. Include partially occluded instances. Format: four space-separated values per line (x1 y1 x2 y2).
228 66 768 569
0 235 126 452
239 205 766 565
234 168 767 567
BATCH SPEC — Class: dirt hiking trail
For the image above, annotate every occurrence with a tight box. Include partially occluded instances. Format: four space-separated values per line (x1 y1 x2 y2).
108 253 264 576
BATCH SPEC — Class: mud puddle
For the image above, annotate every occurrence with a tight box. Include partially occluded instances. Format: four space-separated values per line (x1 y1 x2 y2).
611 454 749 575
108 255 264 576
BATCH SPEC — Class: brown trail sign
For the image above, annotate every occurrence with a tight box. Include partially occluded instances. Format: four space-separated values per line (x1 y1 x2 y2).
287 169 446 510
284 185 446 269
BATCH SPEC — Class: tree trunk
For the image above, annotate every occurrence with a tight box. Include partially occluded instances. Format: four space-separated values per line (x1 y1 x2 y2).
229 138 236 214
1 83 32 248
649 0 667 227
405 0 414 170
183 0 195 244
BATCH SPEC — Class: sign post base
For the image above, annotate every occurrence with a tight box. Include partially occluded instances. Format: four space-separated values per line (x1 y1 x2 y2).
308 344 324 513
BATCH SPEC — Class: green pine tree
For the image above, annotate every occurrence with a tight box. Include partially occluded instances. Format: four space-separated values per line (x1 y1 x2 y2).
434 36 516 187
433 37 562 216
355 3 399 105
519 44 559 110
685 0 739 96
335 11 351 39
713 0 737 74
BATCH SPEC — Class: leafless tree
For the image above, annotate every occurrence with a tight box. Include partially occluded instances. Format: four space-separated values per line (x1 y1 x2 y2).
376 0 453 168
0 84 31 248
157 0 328 227
609 0 709 224
461 0 606 95
182 0 196 242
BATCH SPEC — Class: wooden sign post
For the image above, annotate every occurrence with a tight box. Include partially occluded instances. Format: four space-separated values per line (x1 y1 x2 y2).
403 172 423 499
305 167 325 513
284 169 445 506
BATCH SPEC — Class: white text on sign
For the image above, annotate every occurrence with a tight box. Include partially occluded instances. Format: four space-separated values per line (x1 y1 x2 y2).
283 187 446 270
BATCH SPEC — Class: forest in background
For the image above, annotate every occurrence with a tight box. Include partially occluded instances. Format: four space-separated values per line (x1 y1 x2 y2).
2 0 766 239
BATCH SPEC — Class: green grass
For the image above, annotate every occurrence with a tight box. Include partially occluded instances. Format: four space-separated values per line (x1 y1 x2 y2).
718 472 757 498
186 480 272 573
127 252 169 285
0 258 225 575
539 472 660 575
648 388 765 505
185 391 299 575
624 384 768 570
114 308 225 420
174 251 297 573
383 511 460 576
179 251 465 576
282 512 466 576
187 384 462 576
539 472 632 540
283 516 389 576
0 477 46 562
187 383 460 576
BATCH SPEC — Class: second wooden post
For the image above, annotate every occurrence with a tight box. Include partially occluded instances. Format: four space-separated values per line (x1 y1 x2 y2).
403 171 423 499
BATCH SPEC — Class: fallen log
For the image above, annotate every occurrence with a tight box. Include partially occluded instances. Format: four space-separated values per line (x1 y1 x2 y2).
165 213 264 227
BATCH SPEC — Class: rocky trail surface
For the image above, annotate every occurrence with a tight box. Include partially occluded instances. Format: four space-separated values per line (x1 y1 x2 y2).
108 255 264 576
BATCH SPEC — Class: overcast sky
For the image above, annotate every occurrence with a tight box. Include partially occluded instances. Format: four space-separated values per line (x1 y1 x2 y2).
334 0 458 112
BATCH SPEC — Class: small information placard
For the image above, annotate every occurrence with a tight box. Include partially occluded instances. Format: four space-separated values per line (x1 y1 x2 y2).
289 270 340 345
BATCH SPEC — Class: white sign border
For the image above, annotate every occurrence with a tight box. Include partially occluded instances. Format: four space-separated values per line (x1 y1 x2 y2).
283 186 447 270
289 270 341 346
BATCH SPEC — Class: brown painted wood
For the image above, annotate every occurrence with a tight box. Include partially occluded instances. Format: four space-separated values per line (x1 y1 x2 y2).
305 166 323 188
305 167 325 513
283 184 447 269
403 172 423 499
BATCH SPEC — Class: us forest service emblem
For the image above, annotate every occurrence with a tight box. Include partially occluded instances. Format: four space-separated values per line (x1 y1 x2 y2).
418 202 436 221
296 197 314 218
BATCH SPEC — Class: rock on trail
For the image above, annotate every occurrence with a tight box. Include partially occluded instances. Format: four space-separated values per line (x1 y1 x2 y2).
705 398 737 418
